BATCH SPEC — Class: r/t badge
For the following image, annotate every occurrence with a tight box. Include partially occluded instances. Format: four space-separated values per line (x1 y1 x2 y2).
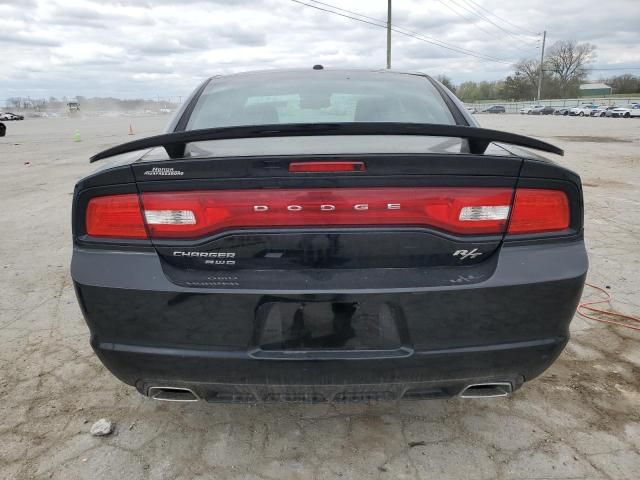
453 248 483 260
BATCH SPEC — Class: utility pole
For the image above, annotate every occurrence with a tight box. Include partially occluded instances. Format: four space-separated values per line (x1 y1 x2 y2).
536 30 546 101
386 0 392 69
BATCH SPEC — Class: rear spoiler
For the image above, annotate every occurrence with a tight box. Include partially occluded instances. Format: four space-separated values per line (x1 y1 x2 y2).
89 122 563 162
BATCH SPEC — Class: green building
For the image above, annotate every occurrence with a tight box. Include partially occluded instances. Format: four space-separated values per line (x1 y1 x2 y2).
579 83 613 97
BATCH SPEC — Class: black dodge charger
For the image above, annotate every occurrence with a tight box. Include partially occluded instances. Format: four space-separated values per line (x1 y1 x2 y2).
71 68 587 402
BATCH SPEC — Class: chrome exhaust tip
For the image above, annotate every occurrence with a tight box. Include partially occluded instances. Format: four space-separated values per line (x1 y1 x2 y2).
459 382 512 399
148 386 199 402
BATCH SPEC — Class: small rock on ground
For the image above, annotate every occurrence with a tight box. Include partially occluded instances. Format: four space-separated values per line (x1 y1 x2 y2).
90 419 114 436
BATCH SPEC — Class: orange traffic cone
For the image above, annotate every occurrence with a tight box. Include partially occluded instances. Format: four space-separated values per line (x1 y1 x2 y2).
128 124 134 135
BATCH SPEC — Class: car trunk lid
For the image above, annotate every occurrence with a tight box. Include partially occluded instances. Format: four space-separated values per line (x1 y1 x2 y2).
130 147 522 278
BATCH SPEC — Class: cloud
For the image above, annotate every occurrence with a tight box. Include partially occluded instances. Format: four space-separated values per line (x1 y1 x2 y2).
0 33 61 47
49 3 156 26
0 0 638 100
213 24 267 47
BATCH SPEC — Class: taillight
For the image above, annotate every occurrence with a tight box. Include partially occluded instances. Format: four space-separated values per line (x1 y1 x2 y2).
508 189 570 234
139 187 513 238
289 161 366 173
84 187 571 241
85 194 147 239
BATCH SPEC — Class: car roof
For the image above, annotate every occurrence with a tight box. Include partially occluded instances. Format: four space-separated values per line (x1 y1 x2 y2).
206 68 432 82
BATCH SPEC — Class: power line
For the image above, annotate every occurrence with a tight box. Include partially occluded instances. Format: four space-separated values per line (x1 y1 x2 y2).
309 0 388 27
292 0 510 63
433 0 538 58
291 0 512 64
308 0 393 31
445 0 539 48
307 0 512 61
456 0 538 42
434 0 511 44
463 0 540 36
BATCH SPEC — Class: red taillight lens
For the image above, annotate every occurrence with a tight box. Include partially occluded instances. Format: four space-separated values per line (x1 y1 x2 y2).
84 188 572 241
85 194 147 239
289 161 366 173
508 188 570 234
140 187 514 239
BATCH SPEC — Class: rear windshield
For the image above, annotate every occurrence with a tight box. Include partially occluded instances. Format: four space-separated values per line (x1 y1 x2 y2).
186 71 456 130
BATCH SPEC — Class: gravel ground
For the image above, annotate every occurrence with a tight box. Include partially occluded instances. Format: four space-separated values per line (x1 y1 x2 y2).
0 114 639 480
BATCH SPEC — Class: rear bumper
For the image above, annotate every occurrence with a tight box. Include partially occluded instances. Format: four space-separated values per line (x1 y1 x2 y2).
95 337 564 402
72 240 588 400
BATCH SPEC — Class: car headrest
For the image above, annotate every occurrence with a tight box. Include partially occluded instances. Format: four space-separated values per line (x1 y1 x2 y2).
242 103 279 124
355 97 399 122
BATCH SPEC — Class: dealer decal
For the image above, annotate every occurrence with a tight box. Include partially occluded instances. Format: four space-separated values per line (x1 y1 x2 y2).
143 167 184 176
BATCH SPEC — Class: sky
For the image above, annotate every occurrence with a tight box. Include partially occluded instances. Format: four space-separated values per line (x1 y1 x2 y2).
1 0 639 101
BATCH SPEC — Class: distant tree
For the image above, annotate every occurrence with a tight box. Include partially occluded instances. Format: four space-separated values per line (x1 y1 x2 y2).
456 80 503 102
501 73 532 101
33 98 47 111
6 97 22 109
545 41 596 96
513 58 539 94
436 75 456 93
604 74 640 94
478 80 503 100
456 81 480 102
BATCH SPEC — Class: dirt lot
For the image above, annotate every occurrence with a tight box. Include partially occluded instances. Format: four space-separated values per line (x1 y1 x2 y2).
1 114 639 479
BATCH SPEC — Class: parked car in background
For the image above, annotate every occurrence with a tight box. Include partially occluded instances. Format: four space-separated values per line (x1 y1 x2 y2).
482 105 506 113
531 106 555 115
590 106 616 117
605 107 632 118
0 112 24 121
520 105 543 114
554 107 571 116
71 68 586 403
465 106 477 114
570 105 598 117
630 104 640 118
